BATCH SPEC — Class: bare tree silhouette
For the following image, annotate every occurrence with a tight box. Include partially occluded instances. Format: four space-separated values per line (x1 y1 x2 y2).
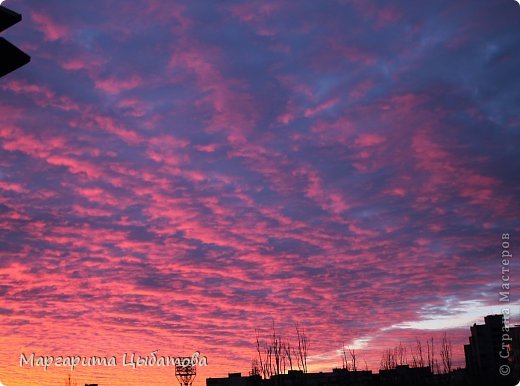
255 323 306 379
380 348 397 370
396 341 407 366
270 322 286 377
256 329 270 379
427 337 434 372
410 339 425 368
340 343 349 370
64 374 77 386
284 341 293 371
250 358 261 376
295 325 309 373
441 333 453 374
348 347 357 372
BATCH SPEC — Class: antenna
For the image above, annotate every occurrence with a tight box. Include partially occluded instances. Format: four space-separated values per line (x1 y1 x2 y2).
175 358 196 386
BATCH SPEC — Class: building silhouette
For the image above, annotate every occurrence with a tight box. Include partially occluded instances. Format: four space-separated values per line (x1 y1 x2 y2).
208 315 520 386
207 369 374 386
0 5 30 78
207 372 261 386
377 365 432 385
464 314 520 386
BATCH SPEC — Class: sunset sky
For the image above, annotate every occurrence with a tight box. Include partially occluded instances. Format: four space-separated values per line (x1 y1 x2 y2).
1 0 519 385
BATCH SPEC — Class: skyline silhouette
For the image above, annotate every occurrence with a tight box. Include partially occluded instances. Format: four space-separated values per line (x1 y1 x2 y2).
57 314 520 385
205 314 519 386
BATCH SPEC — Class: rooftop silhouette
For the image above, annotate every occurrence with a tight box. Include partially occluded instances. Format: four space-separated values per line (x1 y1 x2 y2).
0 5 30 78
207 315 520 386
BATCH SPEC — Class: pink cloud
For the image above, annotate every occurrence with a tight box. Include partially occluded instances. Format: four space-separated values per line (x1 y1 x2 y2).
31 11 69 42
95 75 143 94
304 97 340 118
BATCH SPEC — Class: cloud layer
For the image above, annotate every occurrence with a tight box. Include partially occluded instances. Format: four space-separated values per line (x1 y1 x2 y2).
0 0 519 385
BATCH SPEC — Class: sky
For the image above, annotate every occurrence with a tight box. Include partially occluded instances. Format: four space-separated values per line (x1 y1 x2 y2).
0 0 519 385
